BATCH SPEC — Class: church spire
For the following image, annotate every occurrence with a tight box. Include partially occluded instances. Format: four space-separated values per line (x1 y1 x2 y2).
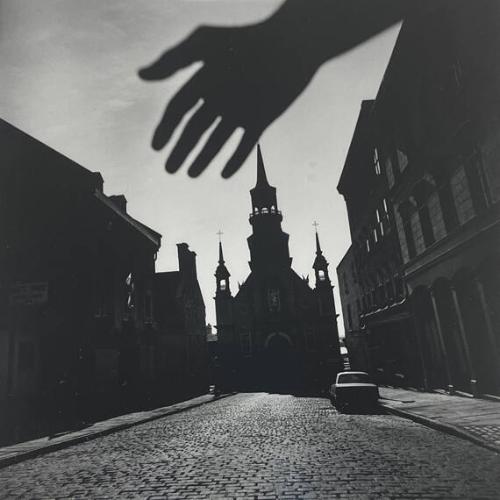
313 227 330 285
256 144 270 188
315 231 322 255
218 240 225 264
215 239 231 295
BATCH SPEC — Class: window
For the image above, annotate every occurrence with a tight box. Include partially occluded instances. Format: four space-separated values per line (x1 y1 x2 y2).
374 148 381 175
373 228 378 243
219 279 227 291
125 272 135 310
366 239 371 253
262 207 269 214
451 166 475 225
268 288 281 312
318 270 326 282
397 149 408 171
271 205 276 214
383 198 388 213
386 156 395 188
240 331 252 356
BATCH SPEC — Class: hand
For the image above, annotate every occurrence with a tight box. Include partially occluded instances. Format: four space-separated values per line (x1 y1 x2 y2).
139 22 319 178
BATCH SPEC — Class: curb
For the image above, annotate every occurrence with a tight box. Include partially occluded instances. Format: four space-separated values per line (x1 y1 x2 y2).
0 393 235 469
380 403 500 455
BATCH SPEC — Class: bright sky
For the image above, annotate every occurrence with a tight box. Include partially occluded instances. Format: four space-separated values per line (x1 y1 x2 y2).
0 0 400 333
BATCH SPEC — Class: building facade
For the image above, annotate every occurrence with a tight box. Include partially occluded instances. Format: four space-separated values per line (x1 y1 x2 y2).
337 101 419 386
214 147 342 394
337 1 500 395
0 119 208 444
154 243 208 401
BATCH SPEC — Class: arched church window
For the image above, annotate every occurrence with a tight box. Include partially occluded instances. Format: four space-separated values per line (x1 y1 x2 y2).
271 205 276 214
262 207 269 214
220 279 227 291
254 207 259 214
318 270 326 281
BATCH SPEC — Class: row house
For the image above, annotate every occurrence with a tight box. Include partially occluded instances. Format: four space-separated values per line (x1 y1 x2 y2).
337 101 419 386
0 119 207 445
373 1 500 396
337 0 500 396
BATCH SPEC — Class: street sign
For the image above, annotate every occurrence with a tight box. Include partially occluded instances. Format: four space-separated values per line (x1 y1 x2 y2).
9 282 48 306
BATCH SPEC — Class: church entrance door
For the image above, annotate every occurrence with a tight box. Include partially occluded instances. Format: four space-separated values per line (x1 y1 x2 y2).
264 333 297 394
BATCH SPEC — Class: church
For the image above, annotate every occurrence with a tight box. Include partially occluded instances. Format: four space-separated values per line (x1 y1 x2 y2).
214 147 342 393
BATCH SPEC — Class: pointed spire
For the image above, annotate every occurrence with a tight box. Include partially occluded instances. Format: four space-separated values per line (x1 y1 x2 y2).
256 144 270 188
315 231 323 255
218 241 225 264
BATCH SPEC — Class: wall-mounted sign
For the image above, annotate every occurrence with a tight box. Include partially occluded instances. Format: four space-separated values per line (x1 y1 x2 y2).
10 282 48 306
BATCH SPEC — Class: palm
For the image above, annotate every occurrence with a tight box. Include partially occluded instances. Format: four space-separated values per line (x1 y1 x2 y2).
140 24 317 178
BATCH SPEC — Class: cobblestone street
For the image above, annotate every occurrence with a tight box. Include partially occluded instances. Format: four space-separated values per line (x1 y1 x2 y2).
1 393 500 499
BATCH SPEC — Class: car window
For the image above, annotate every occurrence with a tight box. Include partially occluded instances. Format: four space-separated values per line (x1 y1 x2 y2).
338 373 372 384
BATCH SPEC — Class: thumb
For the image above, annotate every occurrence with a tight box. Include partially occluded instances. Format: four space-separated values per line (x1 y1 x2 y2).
139 27 208 81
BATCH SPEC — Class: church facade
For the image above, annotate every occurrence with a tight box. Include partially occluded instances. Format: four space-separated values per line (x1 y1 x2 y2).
214 147 342 393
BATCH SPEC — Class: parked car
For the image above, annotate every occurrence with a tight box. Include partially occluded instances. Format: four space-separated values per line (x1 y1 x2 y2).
329 371 379 412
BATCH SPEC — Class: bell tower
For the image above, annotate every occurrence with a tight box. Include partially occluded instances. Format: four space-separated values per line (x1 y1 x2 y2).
247 146 291 273
313 230 331 287
214 240 233 348
215 241 231 297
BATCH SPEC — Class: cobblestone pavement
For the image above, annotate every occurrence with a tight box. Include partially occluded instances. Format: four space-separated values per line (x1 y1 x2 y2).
1 393 500 499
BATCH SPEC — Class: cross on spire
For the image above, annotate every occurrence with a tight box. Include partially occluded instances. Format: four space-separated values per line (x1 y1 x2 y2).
216 229 224 242
312 221 319 232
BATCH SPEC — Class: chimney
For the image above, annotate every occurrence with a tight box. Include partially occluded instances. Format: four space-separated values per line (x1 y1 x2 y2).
177 243 197 281
91 172 104 192
109 194 127 213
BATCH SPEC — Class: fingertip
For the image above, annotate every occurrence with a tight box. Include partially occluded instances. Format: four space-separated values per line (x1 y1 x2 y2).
221 166 236 179
187 168 201 179
151 136 163 151
165 156 181 174
138 67 153 80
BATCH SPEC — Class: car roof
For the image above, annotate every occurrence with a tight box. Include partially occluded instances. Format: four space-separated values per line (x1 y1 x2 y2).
339 371 369 375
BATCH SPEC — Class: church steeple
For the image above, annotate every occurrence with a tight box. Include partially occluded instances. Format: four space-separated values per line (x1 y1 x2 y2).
250 145 279 216
215 240 231 296
256 145 270 188
313 229 330 286
247 146 291 272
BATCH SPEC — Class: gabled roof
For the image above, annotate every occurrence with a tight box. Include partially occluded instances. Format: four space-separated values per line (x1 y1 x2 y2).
0 117 161 248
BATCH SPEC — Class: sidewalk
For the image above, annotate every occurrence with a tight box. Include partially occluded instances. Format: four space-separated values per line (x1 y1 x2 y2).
0 393 231 469
379 386 500 453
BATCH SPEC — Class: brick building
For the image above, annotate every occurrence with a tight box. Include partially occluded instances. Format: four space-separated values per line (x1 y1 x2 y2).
0 119 208 444
337 101 418 386
154 243 208 401
337 1 500 395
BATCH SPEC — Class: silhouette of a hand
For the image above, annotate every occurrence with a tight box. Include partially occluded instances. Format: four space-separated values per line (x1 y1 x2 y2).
140 23 319 178
140 0 410 178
